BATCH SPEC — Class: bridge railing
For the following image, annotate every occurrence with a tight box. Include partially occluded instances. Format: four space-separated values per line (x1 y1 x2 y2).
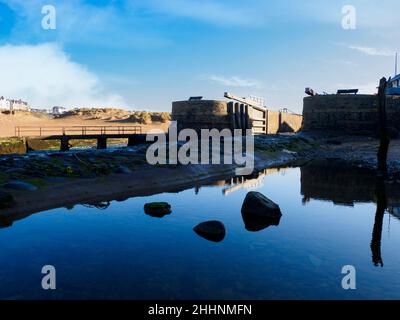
15 126 142 137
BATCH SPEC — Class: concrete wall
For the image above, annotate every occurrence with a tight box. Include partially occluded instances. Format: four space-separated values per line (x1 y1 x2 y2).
303 94 400 134
172 100 303 134
266 110 280 134
280 112 303 133
172 100 231 131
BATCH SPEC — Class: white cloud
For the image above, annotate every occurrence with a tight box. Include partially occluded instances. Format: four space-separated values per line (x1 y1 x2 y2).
205 75 262 88
349 46 396 57
0 43 127 109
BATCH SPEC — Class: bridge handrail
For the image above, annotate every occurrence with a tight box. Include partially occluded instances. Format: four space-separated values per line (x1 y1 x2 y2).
15 125 142 137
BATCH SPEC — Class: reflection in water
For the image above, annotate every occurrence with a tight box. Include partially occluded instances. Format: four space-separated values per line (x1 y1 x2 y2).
222 169 284 195
300 160 384 206
194 168 287 196
371 180 387 267
241 211 281 232
300 160 400 267
82 201 111 210
2 160 400 299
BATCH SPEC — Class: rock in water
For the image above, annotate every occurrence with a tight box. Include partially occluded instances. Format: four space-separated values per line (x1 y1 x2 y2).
241 192 282 232
0 191 14 209
144 202 172 218
3 180 38 191
193 220 226 242
241 192 282 218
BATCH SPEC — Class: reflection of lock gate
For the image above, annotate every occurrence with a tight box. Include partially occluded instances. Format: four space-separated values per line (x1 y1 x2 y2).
223 168 286 195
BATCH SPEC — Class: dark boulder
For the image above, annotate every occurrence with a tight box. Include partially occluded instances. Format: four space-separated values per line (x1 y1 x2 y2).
241 192 282 218
193 220 226 242
241 192 282 232
3 180 38 191
144 202 172 218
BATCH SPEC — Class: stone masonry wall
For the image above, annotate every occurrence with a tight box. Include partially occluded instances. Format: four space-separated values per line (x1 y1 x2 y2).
302 95 400 134
172 100 231 132
266 111 280 134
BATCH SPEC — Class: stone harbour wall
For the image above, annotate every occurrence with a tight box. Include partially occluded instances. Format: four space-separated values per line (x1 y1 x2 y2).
172 100 232 132
303 95 400 134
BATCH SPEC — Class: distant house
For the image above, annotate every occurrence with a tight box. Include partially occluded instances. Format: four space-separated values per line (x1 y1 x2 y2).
0 96 29 111
52 106 65 115
9 99 29 111
0 96 11 110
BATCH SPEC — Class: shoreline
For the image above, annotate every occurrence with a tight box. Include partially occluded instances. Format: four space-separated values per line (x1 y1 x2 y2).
0 149 306 227
3 133 400 227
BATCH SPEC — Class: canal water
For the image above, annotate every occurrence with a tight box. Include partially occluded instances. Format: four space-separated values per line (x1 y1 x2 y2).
1 161 400 300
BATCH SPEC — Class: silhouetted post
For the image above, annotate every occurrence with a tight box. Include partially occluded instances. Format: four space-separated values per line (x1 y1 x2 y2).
377 77 390 175
370 179 387 267
60 136 70 152
97 137 107 150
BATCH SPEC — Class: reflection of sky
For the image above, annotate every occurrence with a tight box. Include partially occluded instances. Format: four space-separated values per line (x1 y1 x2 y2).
0 168 399 299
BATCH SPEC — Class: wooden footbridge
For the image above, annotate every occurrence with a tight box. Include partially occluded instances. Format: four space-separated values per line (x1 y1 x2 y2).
15 126 147 151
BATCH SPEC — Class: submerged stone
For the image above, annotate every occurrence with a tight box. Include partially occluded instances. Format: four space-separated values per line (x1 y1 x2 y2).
144 202 172 218
3 180 38 191
193 220 226 242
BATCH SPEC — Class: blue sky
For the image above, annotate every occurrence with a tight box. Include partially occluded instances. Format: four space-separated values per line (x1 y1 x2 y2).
0 0 399 112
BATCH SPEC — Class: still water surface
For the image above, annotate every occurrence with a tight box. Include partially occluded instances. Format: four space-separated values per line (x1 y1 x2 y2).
1 162 400 299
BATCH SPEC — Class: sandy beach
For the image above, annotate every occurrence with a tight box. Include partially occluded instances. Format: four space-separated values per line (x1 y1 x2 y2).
0 111 170 138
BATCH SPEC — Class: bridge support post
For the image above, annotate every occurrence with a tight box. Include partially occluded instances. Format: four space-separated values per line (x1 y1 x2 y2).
127 136 137 147
60 137 70 152
97 137 107 149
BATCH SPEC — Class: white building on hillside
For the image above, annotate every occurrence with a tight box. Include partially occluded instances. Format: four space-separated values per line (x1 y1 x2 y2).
0 96 29 111
0 96 10 110
9 99 29 111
